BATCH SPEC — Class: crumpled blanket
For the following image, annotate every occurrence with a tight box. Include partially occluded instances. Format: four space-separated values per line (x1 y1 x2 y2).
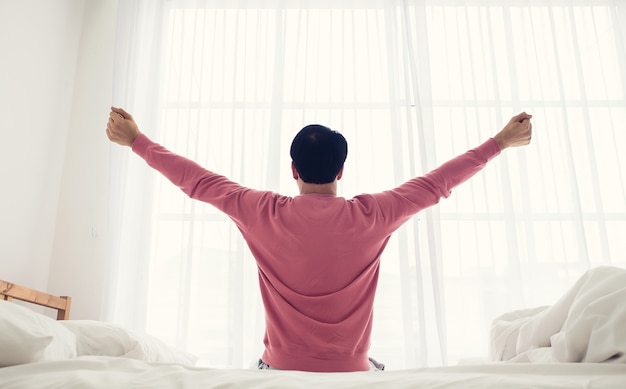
489 266 626 363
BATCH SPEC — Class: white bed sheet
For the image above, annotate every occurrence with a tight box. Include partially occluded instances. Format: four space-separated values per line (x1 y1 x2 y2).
1 357 625 389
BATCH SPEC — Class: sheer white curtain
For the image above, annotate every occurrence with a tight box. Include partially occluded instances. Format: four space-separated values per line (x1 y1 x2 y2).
107 0 626 369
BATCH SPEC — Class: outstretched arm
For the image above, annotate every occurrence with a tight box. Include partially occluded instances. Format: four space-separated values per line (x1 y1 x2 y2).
372 112 533 231
104 107 267 230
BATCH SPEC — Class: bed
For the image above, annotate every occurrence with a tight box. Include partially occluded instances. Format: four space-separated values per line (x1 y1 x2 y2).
1 272 626 389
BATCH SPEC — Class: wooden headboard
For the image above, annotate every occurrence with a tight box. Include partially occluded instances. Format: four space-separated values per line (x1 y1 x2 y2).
0 280 71 320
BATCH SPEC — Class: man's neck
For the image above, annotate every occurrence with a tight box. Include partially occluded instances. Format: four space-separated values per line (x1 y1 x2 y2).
298 181 337 196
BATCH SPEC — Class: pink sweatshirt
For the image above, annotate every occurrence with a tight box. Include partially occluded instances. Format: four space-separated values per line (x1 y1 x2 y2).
132 134 501 372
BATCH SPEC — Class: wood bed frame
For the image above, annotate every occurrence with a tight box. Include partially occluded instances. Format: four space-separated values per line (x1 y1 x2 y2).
0 279 71 320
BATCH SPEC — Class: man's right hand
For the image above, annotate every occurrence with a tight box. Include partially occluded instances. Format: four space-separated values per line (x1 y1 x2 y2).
493 112 533 150
106 106 142 147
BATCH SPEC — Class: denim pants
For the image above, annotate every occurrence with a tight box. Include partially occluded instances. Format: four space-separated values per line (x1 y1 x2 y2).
257 357 385 372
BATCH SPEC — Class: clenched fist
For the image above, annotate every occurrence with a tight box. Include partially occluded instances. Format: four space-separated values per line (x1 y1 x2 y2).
493 112 533 150
106 107 142 147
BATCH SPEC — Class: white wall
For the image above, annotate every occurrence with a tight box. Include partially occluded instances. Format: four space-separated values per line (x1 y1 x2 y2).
48 0 118 319
0 0 118 319
0 0 85 291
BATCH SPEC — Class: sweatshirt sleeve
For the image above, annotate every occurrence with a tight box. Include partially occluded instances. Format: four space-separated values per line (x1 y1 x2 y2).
131 134 271 231
370 138 501 232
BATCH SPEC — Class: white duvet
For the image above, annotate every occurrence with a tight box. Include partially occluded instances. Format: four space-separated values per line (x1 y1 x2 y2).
489 266 626 363
1 357 625 389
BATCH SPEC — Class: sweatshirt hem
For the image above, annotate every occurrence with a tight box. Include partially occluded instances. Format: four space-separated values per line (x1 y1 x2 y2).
262 348 371 372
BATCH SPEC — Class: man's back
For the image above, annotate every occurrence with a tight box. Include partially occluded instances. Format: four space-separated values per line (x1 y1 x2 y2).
244 193 392 372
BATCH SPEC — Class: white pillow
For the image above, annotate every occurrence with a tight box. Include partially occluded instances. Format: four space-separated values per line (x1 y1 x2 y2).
121 330 199 366
0 300 77 367
59 320 198 366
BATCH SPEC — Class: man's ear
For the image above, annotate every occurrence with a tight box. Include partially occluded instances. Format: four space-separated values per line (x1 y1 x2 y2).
291 161 299 180
336 165 344 181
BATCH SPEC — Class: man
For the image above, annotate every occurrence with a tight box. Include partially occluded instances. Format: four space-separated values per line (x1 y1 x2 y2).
106 107 532 372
